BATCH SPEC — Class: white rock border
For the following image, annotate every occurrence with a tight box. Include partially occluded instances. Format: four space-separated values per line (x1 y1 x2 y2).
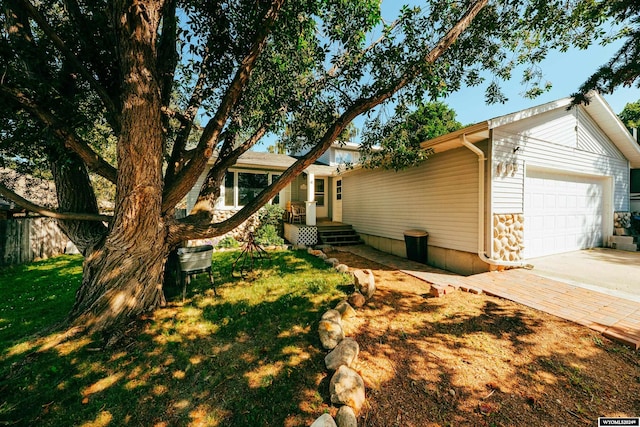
308 246 375 427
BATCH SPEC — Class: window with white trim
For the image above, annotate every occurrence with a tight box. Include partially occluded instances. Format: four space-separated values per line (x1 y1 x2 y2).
223 170 280 208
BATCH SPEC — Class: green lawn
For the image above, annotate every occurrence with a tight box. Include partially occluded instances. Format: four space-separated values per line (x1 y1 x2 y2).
0 250 352 426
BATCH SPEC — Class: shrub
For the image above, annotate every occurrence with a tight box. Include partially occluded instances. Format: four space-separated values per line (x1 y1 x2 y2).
254 224 284 246
254 205 285 246
258 204 285 228
216 235 240 249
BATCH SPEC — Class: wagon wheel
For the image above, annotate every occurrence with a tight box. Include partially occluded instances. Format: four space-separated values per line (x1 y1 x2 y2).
231 232 271 278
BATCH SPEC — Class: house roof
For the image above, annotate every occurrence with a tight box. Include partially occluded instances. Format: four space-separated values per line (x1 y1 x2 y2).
211 151 336 176
420 92 640 168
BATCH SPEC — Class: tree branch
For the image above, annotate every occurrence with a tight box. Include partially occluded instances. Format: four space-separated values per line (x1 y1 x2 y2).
0 85 118 183
182 123 269 217
161 0 286 212
324 18 400 82
16 0 119 123
0 183 112 222
157 0 178 108
164 64 209 187
168 0 489 242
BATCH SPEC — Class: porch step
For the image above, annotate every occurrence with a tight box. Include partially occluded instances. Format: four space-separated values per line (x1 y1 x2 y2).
608 235 638 251
317 225 363 246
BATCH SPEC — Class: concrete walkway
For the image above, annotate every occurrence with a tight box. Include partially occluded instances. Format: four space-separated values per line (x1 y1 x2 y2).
337 245 640 349
529 249 640 302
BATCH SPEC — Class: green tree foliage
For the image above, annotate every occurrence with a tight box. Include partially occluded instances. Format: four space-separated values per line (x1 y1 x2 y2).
361 102 462 170
619 100 640 131
0 0 607 334
573 1 640 101
339 122 358 143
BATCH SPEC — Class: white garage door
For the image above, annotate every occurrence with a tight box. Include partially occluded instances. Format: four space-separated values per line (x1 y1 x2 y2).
524 169 604 258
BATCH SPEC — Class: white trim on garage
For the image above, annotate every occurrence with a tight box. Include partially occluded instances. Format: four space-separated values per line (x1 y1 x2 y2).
524 166 613 258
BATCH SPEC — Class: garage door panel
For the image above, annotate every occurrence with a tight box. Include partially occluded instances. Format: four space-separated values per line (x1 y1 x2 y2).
525 170 604 258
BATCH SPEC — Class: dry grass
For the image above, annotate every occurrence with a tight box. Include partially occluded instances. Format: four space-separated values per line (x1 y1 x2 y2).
326 250 640 427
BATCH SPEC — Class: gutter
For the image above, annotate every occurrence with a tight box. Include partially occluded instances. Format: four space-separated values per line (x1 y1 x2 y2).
460 134 532 269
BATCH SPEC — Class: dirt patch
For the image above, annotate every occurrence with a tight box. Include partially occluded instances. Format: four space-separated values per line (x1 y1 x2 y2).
325 250 640 427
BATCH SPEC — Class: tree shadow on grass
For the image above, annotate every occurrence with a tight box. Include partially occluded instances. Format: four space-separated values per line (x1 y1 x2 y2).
0 250 352 427
4 249 640 426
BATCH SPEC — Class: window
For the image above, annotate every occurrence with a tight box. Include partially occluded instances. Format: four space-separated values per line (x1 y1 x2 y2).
335 149 359 165
239 172 268 206
336 179 342 200
224 172 235 207
315 178 325 207
223 170 280 208
271 174 280 205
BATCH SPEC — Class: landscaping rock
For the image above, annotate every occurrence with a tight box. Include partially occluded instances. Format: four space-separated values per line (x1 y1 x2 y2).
335 300 357 319
335 406 358 427
335 264 350 273
348 292 366 308
317 252 328 260
322 309 343 325
319 319 344 350
353 269 375 299
311 413 337 427
325 337 359 370
325 257 340 266
330 365 366 413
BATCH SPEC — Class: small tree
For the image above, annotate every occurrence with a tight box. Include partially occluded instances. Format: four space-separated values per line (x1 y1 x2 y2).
360 101 462 170
619 100 640 132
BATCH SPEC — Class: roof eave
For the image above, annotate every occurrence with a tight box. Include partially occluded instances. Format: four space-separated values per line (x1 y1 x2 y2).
419 122 490 153
582 92 640 169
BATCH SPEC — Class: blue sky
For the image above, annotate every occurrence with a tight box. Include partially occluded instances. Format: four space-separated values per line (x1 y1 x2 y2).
443 43 640 126
377 1 640 125
255 2 640 150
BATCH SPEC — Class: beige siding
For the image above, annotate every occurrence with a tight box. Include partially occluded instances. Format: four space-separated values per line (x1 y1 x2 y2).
342 146 479 253
492 105 630 214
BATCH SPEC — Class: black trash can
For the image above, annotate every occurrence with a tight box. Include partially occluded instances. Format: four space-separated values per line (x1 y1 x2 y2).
404 229 428 264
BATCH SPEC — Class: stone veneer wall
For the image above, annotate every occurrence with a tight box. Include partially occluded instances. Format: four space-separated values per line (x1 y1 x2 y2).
614 212 632 229
492 214 524 262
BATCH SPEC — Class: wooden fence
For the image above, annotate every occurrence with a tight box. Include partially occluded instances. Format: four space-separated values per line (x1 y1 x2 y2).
0 218 70 267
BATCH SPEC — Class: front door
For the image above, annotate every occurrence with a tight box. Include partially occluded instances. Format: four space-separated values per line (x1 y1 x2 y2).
315 177 328 218
332 177 342 222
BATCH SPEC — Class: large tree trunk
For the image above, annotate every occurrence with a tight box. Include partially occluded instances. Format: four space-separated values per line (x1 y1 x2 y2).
67 0 169 335
68 239 168 334
50 149 108 255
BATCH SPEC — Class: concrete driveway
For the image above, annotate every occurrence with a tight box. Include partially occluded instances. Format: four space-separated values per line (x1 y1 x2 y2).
529 248 640 302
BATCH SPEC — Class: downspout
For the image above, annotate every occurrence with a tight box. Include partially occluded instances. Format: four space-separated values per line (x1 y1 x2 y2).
460 135 531 268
